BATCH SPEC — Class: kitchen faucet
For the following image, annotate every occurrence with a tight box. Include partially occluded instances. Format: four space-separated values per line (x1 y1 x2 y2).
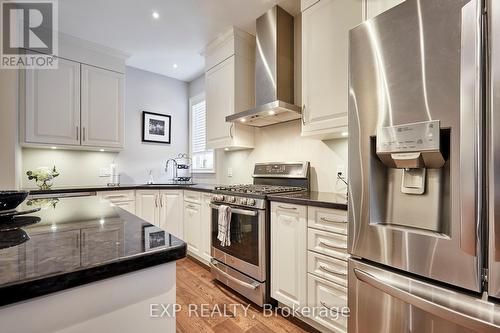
165 158 178 181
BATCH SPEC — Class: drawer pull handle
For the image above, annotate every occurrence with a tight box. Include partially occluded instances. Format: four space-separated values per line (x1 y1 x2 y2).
319 265 347 276
278 205 297 210
320 301 350 315
320 241 347 250
105 195 128 199
320 217 347 224
210 262 259 290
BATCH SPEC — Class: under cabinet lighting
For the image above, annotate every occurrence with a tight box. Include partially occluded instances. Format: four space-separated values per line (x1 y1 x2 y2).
99 218 105 225
99 149 105 152
224 148 229 151
341 132 348 137
50 146 57 150
152 11 160 19
240 118 246 123
268 110 276 115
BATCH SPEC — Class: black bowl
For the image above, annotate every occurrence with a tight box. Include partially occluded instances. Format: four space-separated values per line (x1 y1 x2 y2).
0 191 29 211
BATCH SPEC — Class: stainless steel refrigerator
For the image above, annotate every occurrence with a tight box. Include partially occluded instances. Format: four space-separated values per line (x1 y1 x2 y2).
348 0 500 331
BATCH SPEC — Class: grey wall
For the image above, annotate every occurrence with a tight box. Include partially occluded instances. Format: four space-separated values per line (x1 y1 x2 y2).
116 67 188 184
22 67 189 188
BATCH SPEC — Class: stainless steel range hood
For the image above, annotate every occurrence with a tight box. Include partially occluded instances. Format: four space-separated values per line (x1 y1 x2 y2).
225 6 301 127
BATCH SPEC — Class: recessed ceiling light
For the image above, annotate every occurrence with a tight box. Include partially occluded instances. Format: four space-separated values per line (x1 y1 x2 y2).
341 132 348 137
268 110 276 115
152 11 160 19
172 63 178 69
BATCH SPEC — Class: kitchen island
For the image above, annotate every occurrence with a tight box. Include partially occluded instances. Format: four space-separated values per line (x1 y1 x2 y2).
0 196 186 333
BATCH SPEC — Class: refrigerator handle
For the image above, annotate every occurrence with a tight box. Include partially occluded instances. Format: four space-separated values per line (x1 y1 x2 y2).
459 0 483 257
353 268 500 333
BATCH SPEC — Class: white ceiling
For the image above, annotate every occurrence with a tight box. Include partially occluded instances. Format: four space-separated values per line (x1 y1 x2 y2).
58 0 300 82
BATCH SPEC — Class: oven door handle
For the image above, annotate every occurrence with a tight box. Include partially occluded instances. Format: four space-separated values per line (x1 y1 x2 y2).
210 261 259 290
209 203 258 217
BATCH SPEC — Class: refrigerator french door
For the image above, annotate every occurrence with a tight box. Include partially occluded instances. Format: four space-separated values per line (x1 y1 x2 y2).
348 0 500 331
489 0 500 302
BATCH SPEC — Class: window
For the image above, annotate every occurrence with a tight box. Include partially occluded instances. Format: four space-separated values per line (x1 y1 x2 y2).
190 94 215 173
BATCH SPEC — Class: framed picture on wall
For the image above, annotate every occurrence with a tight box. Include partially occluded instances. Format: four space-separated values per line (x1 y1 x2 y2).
142 111 171 144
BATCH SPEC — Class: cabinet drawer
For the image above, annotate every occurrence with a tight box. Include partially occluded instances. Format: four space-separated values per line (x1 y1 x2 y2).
98 190 135 202
307 273 348 332
184 191 201 204
308 228 348 261
308 251 347 287
308 206 347 235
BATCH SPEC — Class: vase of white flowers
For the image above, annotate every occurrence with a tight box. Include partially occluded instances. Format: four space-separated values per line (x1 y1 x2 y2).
26 166 60 190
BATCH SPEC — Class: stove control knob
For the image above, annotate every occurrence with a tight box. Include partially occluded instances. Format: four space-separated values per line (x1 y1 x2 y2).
247 198 256 206
227 196 236 203
238 197 248 205
214 195 224 202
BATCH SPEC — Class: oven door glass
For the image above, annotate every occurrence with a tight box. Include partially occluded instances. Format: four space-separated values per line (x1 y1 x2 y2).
211 206 261 266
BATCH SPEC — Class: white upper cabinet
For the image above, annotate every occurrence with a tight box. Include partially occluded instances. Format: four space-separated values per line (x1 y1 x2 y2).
81 65 124 148
204 27 255 150
25 58 81 146
21 36 127 151
301 0 363 140
365 0 405 20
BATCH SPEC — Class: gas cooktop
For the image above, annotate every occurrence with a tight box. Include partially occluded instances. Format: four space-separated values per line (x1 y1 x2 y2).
214 184 306 195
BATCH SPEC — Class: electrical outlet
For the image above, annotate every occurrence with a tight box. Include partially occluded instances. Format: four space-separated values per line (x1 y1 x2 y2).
227 167 233 177
99 167 111 177
336 165 345 177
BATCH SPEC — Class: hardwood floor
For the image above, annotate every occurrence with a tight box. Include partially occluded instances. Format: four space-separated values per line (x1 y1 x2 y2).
176 257 320 333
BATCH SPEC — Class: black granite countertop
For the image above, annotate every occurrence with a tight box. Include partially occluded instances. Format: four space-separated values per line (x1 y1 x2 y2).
268 191 348 210
0 196 186 306
24 183 217 195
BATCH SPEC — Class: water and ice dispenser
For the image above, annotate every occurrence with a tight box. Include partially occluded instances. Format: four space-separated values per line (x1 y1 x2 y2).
370 120 450 233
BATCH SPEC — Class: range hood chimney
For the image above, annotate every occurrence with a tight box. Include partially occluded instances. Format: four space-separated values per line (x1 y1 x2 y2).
225 6 301 127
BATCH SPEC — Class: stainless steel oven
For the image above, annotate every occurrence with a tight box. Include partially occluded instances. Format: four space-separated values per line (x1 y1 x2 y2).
209 162 310 306
210 200 267 306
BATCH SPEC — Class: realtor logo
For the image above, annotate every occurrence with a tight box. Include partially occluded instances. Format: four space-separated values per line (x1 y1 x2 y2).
1 0 58 69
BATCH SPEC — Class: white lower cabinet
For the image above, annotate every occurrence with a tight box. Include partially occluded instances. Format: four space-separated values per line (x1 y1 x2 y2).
271 202 349 333
135 190 161 226
112 200 136 214
270 202 307 308
159 190 184 239
98 189 211 266
184 192 202 258
183 191 212 266
98 190 136 215
307 273 348 333
135 189 184 240
201 193 213 264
